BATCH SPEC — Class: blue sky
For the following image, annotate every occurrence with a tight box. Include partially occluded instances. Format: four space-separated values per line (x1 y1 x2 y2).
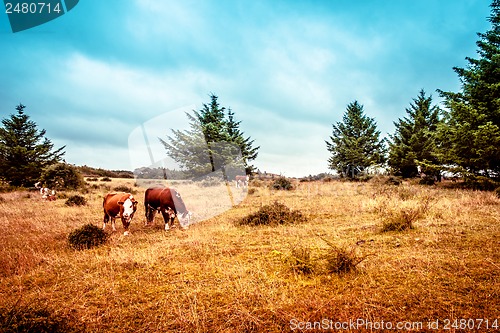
0 0 492 177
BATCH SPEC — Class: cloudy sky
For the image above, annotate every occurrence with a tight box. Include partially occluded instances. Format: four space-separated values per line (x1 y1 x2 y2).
0 0 492 177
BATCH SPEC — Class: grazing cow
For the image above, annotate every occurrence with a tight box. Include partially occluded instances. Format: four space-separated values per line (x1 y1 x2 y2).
40 187 56 201
103 192 138 236
144 187 191 230
235 175 249 188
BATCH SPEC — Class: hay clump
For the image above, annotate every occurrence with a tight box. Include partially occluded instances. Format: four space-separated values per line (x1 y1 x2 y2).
236 201 304 226
64 195 87 206
68 223 108 250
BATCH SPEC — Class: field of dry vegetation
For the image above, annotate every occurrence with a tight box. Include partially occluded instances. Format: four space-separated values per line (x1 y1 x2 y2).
0 177 499 332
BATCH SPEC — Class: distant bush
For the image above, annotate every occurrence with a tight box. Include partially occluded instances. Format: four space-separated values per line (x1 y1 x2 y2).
236 201 304 226
116 172 134 179
65 195 87 206
113 185 136 194
68 224 108 250
385 176 402 186
419 175 436 185
100 177 112 182
0 303 82 333
462 176 499 191
271 177 293 190
356 174 373 182
40 163 84 190
0 184 19 193
86 177 98 182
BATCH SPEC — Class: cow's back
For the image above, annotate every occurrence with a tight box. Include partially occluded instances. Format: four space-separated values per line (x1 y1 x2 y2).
145 187 176 211
145 187 162 209
103 192 124 216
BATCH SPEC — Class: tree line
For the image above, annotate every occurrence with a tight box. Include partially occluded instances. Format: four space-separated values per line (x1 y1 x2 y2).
1 0 499 188
326 0 500 184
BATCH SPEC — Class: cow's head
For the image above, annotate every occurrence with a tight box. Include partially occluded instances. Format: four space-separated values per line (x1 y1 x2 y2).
119 195 138 235
178 211 192 229
170 188 191 229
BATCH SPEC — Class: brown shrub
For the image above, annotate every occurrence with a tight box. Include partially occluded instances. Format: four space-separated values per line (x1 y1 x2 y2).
236 201 304 226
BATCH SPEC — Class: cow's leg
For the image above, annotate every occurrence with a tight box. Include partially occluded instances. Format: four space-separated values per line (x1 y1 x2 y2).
160 209 171 231
145 207 156 226
103 213 110 231
111 217 117 232
122 218 130 236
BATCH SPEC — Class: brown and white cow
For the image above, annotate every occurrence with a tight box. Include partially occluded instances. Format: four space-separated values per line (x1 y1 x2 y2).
144 187 191 230
40 187 56 201
35 182 56 201
235 175 249 188
103 192 138 236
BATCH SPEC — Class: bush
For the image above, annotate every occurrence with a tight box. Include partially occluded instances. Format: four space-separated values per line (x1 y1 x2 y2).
463 176 499 191
419 175 436 185
236 201 304 226
325 246 366 274
113 185 136 194
39 163 84 190
284 245 315 275
381 206 420 232
100 177 112 182
65 195 87 206
271 177 293 190
0 303 82 333
385 176 402 186
320 237 368 274
68 224 108 250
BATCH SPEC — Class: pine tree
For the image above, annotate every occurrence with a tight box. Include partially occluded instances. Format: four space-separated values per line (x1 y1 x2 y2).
0 104 65 186
325 101 386 178
438 0 500 178
388 90 441 178
226 108 259 174
161 94 259 178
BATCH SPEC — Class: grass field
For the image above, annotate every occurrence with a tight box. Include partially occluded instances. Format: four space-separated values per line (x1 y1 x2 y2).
0 177 499 332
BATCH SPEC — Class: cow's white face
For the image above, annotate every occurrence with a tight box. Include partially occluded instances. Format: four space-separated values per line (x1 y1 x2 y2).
121 197 137 222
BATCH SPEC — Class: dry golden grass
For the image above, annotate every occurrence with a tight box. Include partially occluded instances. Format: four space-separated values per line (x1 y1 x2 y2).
0 178 499 332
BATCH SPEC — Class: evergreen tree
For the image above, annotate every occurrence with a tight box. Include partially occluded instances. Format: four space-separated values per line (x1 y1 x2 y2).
0 104 65 186
388 90 441 178
226 108 259 174
161 94 259 177
325 101 386 178
438 0 500 178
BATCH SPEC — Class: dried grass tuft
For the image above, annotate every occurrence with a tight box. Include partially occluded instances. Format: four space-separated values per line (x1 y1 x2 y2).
236 201 304 226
